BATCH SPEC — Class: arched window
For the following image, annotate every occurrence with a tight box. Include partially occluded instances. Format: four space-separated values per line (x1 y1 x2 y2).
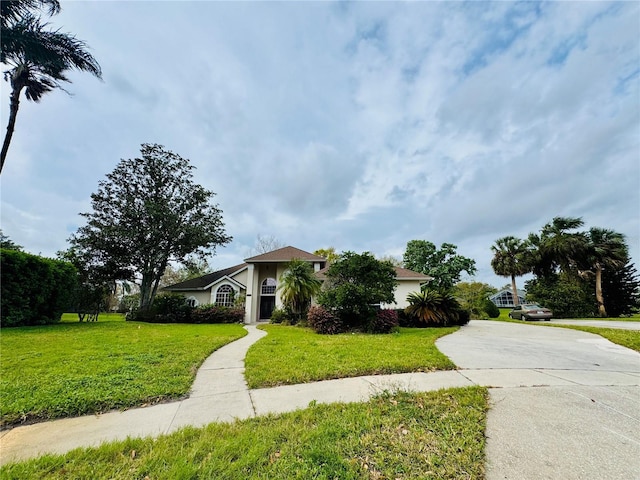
186 296 199 308
215 285 234 307
261 278 276 295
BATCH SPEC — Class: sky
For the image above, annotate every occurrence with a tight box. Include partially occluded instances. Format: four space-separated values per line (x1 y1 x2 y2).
1 0 638 289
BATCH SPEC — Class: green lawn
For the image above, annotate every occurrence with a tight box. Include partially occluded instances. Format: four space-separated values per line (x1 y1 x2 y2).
245 325 458 389
1 387 488 480
0 316 246 427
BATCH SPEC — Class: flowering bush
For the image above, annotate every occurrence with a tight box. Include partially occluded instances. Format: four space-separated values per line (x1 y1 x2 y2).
368 309 399 333
307 305 343 334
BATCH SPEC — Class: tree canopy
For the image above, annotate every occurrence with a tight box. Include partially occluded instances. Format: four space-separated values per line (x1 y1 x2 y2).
403 240 476 290
490 236 530 306
1 0 101 173
318 251 397 328
69 144 231 312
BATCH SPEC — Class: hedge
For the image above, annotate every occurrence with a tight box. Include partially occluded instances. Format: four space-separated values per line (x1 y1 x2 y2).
1 249 78 327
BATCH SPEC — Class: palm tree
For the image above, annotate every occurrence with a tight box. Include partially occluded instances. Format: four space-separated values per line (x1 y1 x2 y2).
277 258 322 320
1 4 101 173
491 236 530 306
582 228 628 317
531 217 587 276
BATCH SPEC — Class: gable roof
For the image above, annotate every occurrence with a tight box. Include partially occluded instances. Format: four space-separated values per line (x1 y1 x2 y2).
162 263 247 291
244 246 326 263
393 266 432 280
315 265 431 281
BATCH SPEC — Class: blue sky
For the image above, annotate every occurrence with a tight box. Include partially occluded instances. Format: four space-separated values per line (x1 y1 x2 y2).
1 1 638 289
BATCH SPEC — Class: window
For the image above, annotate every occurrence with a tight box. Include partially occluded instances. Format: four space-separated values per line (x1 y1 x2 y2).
215 285 234 307
186 296 199 308
261 278 276 295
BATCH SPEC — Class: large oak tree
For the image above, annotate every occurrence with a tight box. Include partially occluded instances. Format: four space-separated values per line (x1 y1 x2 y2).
69 144 232 312
403 240 476 290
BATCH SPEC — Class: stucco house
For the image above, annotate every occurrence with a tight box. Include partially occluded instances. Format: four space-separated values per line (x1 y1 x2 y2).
163 246 431 324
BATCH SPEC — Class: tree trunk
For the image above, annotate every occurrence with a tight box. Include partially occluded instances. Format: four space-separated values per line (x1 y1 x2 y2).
1 86 22 174
595 267 607 317
511 274 519 306
139 272 153 312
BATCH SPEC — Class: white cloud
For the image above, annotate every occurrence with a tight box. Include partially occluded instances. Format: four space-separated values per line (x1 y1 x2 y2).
0 1 637 288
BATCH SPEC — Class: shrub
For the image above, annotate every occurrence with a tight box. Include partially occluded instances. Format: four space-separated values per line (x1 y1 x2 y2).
405 288 470 327
318 251 397 331
525 275 593 318
269 307 299 325
129 294 192 323
307 305 344 334
192 304 244 324
1 249 77 327
483 299 500 318
368 309 399 333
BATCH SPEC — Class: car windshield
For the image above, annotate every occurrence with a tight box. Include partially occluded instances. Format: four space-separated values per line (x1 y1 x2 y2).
524 304 541 309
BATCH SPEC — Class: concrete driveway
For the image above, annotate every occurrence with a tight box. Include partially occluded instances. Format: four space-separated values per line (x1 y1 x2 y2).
437 320 640 480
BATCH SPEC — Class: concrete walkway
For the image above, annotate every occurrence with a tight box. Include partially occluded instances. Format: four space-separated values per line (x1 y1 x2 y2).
2 322 640 478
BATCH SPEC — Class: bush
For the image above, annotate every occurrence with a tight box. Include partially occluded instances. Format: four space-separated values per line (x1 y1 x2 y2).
484 299 500 318
368 309 399 333
128 294 192 323
307 305 344 334
192 304 245 324
525 275 593 318
269 307 299 325
1 249 77 327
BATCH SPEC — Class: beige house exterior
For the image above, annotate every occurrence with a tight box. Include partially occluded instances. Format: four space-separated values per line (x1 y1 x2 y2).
164 246 431 324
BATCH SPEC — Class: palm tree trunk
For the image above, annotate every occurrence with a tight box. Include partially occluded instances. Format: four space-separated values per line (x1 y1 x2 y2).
1 86 22 174
511 274 520 306
595 267 607 317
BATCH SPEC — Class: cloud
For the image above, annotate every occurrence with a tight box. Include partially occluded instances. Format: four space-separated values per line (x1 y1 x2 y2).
0 1 637 289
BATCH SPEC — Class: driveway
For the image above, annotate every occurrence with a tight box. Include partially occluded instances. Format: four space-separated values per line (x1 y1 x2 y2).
437 320 640 480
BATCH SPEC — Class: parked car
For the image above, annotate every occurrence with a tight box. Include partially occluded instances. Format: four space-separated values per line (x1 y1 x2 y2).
508 304 553 321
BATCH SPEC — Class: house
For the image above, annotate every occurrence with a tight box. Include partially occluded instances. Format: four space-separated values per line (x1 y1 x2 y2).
163 246 431 324
489 288 526 308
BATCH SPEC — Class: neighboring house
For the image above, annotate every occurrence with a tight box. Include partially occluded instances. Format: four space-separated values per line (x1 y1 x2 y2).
163 246 431 324
489 288 526 308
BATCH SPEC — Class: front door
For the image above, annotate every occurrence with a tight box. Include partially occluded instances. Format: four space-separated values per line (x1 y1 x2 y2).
259 296 276 320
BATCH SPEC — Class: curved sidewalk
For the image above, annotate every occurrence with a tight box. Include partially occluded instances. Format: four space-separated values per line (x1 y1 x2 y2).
2 322 640 476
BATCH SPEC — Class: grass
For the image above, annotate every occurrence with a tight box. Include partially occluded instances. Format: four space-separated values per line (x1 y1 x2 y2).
245 325 458 389
1 387 489 480
492 309 640 352
0 315 246 427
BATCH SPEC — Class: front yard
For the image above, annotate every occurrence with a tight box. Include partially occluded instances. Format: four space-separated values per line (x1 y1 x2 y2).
0 316 246 427
244 325 458 388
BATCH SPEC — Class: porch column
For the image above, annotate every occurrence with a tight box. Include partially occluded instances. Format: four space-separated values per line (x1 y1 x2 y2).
244 264 255 324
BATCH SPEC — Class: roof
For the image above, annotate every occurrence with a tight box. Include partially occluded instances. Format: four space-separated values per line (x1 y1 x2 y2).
244 246 326 263
162 263 247 291
315 265 431 281
393 266 432 280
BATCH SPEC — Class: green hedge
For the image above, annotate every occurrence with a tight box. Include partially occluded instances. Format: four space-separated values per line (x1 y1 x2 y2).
1 249 78 327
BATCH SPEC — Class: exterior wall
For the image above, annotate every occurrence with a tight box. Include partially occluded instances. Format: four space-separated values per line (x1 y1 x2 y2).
381 280 423 310
185 291 213 307
231 269 248 288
